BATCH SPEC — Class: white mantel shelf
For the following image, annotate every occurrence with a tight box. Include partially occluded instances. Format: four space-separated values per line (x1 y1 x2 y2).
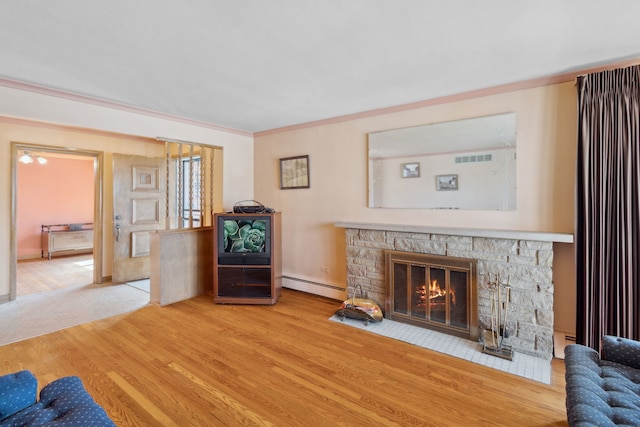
334 222 574 243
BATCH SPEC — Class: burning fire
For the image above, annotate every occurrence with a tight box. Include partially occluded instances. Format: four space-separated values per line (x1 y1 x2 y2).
417 280 455 305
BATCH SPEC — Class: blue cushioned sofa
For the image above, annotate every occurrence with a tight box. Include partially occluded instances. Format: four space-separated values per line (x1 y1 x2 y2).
0 370 115 426
565 335 640 426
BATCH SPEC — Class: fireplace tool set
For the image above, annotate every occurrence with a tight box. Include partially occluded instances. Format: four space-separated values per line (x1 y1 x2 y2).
482 273 514 361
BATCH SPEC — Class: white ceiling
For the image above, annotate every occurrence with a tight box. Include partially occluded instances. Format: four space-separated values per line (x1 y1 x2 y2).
1 1 639 134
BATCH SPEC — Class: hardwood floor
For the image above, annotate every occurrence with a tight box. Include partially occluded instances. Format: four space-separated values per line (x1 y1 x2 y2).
17 253 94 296
0 290 568 426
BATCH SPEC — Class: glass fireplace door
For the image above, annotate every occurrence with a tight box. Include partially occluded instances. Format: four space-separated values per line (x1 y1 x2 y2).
386 251 478 341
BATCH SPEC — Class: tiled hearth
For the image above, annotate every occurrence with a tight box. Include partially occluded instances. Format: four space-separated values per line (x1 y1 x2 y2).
335 222 573 360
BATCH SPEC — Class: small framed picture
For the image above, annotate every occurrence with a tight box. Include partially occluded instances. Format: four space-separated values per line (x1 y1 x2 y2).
436 174 458 191
280 155 310 189
401 162 420 178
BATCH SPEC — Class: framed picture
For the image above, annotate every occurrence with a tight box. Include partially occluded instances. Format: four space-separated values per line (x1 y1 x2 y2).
401 162 420 178
436 174 458 191
280 155 310 189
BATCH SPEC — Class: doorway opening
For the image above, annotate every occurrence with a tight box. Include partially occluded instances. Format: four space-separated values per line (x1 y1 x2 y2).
10 142 103 301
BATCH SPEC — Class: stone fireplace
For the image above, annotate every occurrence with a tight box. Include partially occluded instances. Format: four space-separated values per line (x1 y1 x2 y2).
336 222 573 360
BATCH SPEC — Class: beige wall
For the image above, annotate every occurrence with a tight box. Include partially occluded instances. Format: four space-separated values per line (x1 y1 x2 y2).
0 80 579 334
0 85 254 299
254 81 578 334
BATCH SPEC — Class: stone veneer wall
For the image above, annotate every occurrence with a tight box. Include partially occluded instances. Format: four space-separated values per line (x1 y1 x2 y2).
345 228 554 359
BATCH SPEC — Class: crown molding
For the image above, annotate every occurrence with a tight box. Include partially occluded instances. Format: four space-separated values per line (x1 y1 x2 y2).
0 115 157 144
0 77 253 137
3 56 639 140
255 57 640 137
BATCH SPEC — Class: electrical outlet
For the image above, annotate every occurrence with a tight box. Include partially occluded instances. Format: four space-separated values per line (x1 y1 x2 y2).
321 265 329 273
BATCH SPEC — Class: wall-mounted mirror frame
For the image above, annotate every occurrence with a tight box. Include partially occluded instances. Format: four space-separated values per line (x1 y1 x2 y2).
368 112 517 210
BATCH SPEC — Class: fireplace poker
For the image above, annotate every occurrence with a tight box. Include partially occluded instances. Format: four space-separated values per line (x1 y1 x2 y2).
502 285 511 339
497 279 502 347
490 291 497 348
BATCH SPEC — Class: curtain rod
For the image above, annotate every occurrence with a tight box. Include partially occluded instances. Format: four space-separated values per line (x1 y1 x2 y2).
576 60 640 78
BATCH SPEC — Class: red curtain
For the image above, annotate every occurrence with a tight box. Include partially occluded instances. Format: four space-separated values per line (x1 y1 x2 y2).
576 65 640 350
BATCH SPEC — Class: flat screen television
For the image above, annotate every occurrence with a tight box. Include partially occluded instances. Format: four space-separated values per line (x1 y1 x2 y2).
217 214 271 265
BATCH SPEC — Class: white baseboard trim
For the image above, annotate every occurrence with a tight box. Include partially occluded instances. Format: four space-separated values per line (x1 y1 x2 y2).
282 275 346 301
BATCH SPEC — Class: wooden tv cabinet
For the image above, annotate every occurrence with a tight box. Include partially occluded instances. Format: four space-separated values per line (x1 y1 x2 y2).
213 212 282 304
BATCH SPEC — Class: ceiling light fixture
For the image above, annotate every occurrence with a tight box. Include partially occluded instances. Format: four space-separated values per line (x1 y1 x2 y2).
18 151 47 165
19 152 33 164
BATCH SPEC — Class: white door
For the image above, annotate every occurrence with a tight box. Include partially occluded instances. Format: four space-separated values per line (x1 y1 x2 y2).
112 154 166 283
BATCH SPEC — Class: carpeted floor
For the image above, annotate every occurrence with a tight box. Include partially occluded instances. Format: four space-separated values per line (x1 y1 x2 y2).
0 283 150 346
125 278 150 293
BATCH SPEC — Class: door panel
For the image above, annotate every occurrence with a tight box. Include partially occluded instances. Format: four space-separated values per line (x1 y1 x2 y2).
113 154 165 283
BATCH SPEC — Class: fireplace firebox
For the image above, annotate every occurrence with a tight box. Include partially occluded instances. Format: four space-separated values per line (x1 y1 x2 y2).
385 250 478 341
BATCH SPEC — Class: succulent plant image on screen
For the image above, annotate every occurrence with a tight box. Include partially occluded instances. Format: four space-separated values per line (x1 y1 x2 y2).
223 219 267 252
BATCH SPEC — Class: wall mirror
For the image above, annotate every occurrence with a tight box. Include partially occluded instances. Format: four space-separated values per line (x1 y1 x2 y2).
368 112 517 210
